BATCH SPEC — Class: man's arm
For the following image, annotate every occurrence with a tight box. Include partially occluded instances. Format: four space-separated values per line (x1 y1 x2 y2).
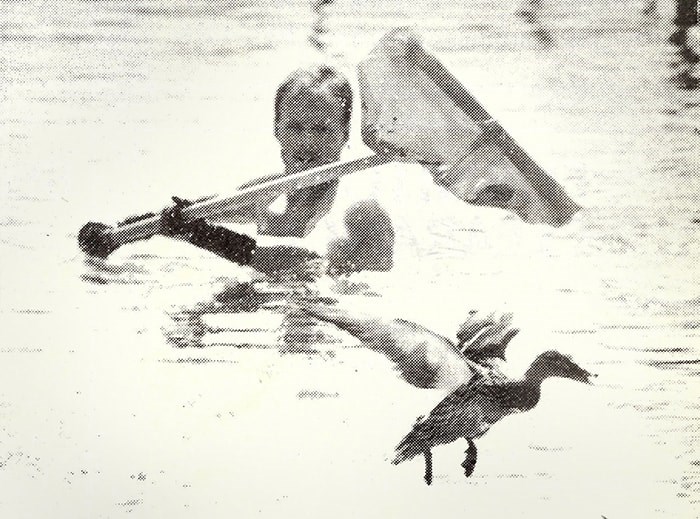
161 198 321 277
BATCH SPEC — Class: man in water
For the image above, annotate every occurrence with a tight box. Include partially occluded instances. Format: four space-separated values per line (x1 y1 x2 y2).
158 66 395 276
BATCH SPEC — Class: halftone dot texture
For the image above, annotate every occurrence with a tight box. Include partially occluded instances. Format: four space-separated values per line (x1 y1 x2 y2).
1 0 699 517
392 351 592 471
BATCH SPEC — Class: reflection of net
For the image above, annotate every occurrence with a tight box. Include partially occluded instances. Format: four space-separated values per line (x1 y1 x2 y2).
357 29 576 225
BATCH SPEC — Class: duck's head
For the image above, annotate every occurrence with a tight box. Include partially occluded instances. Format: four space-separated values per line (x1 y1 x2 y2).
525 350 594 384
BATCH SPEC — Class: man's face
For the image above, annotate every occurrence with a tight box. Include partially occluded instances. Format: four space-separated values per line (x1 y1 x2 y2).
275 88 349 173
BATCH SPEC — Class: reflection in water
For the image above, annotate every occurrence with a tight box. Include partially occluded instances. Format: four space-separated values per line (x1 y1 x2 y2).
515 0 555 48
309 0 334 51
155 242 344 353
642 0 658 17
669 0 699 89
515 0 543 18
163 278 341 354
81 255 159 286
160 242 383 354
80 242 342 352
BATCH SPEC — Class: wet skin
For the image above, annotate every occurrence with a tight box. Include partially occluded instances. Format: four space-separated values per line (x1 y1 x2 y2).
256 89 349 238
275 88 348 175
258 86 395 274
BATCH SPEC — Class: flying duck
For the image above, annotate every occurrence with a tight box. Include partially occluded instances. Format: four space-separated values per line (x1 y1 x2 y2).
393 350 594 484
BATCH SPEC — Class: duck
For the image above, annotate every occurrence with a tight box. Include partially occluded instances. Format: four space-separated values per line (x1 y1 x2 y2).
299 304 519 390
392 350 594 484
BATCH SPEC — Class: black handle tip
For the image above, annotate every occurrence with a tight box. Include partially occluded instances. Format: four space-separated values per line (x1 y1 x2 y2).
78 222 119 258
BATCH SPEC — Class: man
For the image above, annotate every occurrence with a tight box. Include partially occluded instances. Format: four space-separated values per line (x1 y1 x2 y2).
160 65 395 276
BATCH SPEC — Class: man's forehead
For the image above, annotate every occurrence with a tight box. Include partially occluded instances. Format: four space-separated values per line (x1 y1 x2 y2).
279 87 345 117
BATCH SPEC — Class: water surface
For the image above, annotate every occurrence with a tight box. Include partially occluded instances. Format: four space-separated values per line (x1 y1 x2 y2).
1 0 698 517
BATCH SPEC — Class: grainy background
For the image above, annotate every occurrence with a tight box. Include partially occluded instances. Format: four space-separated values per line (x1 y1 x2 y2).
0 0 698 517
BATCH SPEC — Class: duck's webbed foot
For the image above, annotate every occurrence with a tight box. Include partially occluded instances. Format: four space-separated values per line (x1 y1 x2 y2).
423 449 433 485
461 439 478 477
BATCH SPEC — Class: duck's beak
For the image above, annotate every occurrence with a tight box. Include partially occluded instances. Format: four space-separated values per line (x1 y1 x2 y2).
579 369 597 385
567 361 596 384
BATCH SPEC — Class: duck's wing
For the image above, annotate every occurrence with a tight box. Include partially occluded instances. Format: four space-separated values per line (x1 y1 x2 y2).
386 319 477 389
299 302 391 344
456 311 520 363
300 304 478 389
393 376 519 464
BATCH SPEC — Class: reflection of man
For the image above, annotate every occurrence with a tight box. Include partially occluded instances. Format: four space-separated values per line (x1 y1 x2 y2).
161 65 395 276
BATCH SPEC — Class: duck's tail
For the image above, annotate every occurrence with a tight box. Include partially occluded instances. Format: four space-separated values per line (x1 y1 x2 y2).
392 416 431 465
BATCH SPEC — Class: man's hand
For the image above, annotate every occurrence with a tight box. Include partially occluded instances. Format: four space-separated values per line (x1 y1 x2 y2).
160 196 202 236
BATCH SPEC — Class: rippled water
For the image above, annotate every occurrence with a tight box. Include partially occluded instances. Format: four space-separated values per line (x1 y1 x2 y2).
1 0 699 517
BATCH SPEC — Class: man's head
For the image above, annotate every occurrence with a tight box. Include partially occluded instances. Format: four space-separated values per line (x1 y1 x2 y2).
274 66 352 173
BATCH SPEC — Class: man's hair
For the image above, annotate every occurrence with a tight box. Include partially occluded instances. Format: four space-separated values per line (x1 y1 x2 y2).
274 65 353 126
